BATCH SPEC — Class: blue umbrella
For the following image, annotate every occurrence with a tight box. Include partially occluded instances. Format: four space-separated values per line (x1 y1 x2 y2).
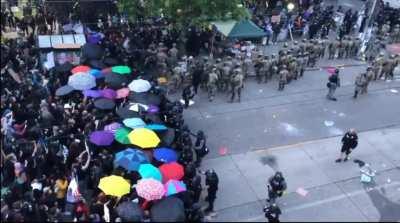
154 148 178 163
145 124 168 131
123 118 146 129
68 72 96 90
114 148 149 172
89 69 104 79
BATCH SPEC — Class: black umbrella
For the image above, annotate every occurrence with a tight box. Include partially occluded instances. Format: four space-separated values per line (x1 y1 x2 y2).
55 85 75 96
94 98 115 110
105 72 129 89
150 197 186 222
159 128 175 146
82 43 104 60
116 201 144 222
116 105 142 119
88 59 107 69
103 57 119 66
128 92 162 106
54 62 73 73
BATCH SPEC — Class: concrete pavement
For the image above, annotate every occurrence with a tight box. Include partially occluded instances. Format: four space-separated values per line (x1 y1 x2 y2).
201 127 400 222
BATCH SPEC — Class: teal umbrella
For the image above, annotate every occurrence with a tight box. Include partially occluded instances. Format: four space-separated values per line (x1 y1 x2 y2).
138 163 162 182
123 118 146 129
145 124 168 131
112 65 132 75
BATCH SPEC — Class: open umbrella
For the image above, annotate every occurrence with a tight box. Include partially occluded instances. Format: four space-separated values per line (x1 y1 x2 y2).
128 92 161 106
55 85 74 96
128 79 152 93
100 89 117 99
116 201 144 222
89 69 104 79
116 106 141 119
136 179 165 201
154 148 177 163
82 43 103 60
145 124 167 131
129 103 148 112
98 175 130 197
150 197 186 222
128 128 160 149
83 89 102 98
114 148 149 172
94 98 115 110
104 122 122 133
104 57 119 66
164 180 187 196
71 65 91 74
159 162 184 183
138 163 162 181
89 60 106 69
105 72 129 89
116 88 130 99
112 65 132 75
54 62 73 73
115 127 132 144
68 72 96 90
89 131 114 146
123 118 146 129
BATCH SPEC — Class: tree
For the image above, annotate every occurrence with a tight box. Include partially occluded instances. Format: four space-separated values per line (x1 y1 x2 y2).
118 0 249 26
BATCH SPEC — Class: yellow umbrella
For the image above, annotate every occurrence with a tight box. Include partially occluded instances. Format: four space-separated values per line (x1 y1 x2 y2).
98 175 131 197
128 128 160 149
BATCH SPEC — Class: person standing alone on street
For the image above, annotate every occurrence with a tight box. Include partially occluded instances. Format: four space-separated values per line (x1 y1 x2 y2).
264 203 282 222
336 129 358 162
326 69 340 101
204 169 219 214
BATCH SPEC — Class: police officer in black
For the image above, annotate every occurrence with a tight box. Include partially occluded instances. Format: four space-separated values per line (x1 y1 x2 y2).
194 130 209 167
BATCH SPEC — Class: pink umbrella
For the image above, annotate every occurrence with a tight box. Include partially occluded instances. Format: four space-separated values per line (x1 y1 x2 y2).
101 89 117 99
136 179 165 201
324 66 337 75
116 88 130 99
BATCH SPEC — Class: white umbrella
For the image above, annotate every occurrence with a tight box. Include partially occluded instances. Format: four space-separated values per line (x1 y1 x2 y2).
68 72 96 90
128 79 152 93
129 103 148 112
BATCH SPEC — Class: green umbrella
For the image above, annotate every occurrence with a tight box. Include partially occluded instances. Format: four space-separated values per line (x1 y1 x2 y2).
115 127 132 144
112 66 132 75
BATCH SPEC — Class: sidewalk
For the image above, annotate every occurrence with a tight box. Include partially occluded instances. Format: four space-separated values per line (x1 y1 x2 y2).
201 127 400 222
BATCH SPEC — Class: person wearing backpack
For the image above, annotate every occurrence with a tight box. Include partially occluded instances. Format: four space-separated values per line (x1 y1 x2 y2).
267 172 287 203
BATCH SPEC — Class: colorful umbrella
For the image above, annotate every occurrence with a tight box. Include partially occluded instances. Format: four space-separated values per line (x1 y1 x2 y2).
55 85 74 96
71 65 91 74
325 66 337 75
164 180 187 196
128 79 152 93
136 179 165 201
114 148 149 172
116 88 130 99
100 89 117 99
145 124 168 131
89 69 104 79
138 163 162 182
112 65 132 75
104 122 122 133
115 127 132 144
123 118 146 129
128 128 160 148
83 89 102 98
159 162 184 183
154 148 177 163
98 175 130 197
94 98 115 110
68 72 96 90
89 131 114 146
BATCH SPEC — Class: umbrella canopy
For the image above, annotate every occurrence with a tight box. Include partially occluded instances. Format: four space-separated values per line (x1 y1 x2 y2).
55 85 74 96
104 57 119 66
55 62 73 73
98 175 130 197
324 66 337 75
212 19 266 39
128 79 152 93
104 122 122 133
82 43 103 60
89 69 104 79
68 72 96 90
138 163 162 181
150 197 186 222
123 118 146 129
89 131 114 146
83 89 102 98
128 128 160 149
115 127 132 144
145 124 167 131
136 179 165 201
116 106 141 119
154 148 177 163
105 72 129 89
114 148 149 172
89 60 106 69
112 65 132 75
159 162 184 183
100 89 117 99
128 92 161 106
129 103 148 112
116 201 144 222
94 98 115 110
116 88 130 99
71 65 91 74
164 180 187 196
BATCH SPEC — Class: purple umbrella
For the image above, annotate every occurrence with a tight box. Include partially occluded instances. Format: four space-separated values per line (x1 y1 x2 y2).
83 89 102 98
147 105 159 114
101 89 117 99
88 33 103 44
89 131 115 146
104 122 122 133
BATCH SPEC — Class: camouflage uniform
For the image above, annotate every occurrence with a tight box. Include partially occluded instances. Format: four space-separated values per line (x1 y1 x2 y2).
262 56 272 83
278 65 289 91
207 68 219 101
229 68 244 102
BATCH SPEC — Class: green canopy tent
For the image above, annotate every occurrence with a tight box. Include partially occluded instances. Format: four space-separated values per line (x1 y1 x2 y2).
212 20 266 39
